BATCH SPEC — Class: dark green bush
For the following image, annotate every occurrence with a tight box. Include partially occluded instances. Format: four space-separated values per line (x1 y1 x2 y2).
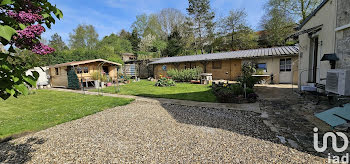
68 69 80 90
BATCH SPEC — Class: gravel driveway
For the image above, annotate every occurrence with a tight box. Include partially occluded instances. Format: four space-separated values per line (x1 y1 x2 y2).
0 100 326 163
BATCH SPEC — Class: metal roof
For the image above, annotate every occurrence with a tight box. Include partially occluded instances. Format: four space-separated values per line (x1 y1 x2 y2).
50 59 122 68
150 46 299 65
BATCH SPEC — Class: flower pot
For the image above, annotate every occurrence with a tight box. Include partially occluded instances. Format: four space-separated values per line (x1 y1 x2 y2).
94 80 100 89
107 82 112 87
101 82 105 88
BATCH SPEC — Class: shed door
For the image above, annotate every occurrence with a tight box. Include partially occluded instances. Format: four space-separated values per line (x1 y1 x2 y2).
279 58 292 83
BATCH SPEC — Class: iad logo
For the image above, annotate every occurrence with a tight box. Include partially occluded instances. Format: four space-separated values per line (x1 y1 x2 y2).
313 127 349 152
313 127 349 163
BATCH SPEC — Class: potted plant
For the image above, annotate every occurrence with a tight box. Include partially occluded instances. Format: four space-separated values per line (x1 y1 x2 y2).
101 74 108 88
107 77 112 87
91 72 100 89
124 75 131 84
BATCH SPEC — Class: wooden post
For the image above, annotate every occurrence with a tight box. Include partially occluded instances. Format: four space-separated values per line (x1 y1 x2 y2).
200 61 209 73
172 63 180 69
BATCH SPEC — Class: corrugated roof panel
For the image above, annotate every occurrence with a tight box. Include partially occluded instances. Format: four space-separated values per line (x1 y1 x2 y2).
150 46 299 64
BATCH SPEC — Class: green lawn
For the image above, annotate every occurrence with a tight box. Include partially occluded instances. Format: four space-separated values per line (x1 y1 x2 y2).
93 80 217 102
0 90 134 139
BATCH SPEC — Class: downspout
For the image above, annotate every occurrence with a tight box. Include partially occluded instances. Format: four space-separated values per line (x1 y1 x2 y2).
298 46 302 91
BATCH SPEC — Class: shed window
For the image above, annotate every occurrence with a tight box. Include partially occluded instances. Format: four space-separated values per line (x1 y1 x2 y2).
55 68 59 75
83 67 89 73
280 58 292 72
257 63 267 72
77 67 82 74
212 61 222 69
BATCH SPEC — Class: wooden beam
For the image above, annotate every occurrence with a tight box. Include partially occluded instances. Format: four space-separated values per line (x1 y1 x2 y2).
200 61 209 73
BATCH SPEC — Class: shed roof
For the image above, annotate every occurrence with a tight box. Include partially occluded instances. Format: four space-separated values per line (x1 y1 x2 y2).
150 46 299 65
50 59 122 68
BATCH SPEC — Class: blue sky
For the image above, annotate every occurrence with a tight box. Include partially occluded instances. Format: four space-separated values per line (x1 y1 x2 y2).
42 0 267 44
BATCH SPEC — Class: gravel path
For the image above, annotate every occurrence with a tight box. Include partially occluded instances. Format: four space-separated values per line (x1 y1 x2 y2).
0 100 326 163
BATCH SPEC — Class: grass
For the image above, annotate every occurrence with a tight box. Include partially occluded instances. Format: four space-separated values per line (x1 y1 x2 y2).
93 80 217 102
0 90 134 139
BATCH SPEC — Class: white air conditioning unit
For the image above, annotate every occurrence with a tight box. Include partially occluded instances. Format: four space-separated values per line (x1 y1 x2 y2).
326 69 350 96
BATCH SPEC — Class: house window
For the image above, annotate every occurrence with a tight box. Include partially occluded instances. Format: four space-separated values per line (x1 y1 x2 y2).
76 67 82 74
55 68 59 75
257 63 267 73
83 67 89 73
280 58 292 72
212 61 222 69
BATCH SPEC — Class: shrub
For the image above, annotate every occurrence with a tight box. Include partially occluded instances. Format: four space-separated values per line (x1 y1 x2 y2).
68 69 80 90
212 83 257 103
91 72 101 81
155 77 176 87
238 62 259 89
167 67 203 82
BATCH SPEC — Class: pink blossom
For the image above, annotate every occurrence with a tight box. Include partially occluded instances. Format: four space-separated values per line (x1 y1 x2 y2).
32 43 55 55
8 11 43 24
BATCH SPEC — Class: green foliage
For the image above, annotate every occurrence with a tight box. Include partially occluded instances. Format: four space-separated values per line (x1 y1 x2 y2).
255 69 265 75
155 77 176 87
259 7 296 47
217 9 258 51
107 56 124 65
0 0 62 100
67 69 80 89
237 62 259 89
69 24 99 50
97 33 132 54
212 83 257 103
163 29 184 57
167 67 203 82
49 33 68 51
130 28 141 53
91 72 100 81
268 0 322 22
187 0 215 54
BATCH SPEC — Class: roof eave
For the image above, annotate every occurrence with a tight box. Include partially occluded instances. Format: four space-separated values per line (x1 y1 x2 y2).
297 0 329 30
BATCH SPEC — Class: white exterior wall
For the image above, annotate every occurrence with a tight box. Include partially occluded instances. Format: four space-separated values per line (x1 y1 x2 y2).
26 67 50 86
298 0 337 86
243 56 299 84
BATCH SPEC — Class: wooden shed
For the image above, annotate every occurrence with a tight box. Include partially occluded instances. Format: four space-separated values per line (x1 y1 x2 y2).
150 46 299 84
49 59 122 88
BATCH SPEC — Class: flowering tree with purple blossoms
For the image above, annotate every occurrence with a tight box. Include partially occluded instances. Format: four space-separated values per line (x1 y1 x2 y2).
0 0 62 100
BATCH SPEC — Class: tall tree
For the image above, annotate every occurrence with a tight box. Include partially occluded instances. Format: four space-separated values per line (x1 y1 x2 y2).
163 28 184 57
49 33 68 51
259 7 296 47
85 25 99 49
268 0 322 22
129 28 141 53
187 0 215 54
157 8 186 36
97 33 133 55
219 9 248 51
143 14 163 38
69 24 99 50
119 29 131 39
131 14 149 37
